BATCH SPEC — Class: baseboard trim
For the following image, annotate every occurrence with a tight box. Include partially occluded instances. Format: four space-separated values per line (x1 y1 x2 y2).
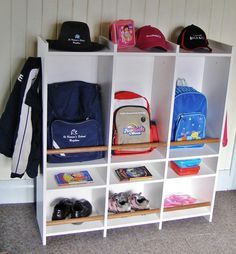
0 179 35 204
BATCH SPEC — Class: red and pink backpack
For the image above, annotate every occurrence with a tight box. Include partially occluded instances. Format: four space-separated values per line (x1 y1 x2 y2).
113 91 158 155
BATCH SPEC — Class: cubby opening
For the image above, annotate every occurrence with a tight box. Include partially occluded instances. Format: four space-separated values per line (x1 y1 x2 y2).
163 177 214 221
46 188 106 236
46 166 107 190
46 55 114 164
169 55 230 158
167 157 217 179
107 182 163 228
111 55 175 162
110 161 165 185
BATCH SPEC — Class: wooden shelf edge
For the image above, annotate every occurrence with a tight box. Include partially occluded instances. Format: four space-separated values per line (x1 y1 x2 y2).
164 202 211 212
47 138 220 155
47 214 104 226
108 208 160 219
46 202 211 226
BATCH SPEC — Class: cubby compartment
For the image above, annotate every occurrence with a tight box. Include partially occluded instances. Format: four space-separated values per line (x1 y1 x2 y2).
169 55 230 159
110 161 164 185
163 177 214 221
46 52 114 165
111 54 176 163
167 157 217 179
46 188 106 236
107 182 163 229
47 166 107 191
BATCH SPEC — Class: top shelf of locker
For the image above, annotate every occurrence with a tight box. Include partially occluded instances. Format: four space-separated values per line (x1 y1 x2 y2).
178 39 233 57
37 36 115 57
38 36 233 58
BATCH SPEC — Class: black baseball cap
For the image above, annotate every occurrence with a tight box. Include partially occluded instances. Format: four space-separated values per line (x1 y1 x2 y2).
47 21 105 52
177 24 212 52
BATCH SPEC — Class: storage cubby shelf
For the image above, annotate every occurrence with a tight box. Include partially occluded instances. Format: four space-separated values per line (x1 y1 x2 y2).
46 202 211 227
37 36 232 245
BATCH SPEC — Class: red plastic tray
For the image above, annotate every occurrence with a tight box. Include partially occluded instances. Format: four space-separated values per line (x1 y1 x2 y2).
170 161 200 176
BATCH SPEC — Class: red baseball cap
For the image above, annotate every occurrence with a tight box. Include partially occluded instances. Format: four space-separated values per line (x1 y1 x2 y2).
136 25 168 51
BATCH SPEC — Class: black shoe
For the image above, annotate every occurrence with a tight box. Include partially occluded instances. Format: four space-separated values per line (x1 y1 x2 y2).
71 199 92 218
52 198 73 220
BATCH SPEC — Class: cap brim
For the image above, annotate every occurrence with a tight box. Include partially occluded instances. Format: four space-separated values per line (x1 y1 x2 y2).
47 40 105 52
192 46 212 53
136 41 168 52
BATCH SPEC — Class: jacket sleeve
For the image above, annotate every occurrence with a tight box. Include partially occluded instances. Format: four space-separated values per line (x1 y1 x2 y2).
25 59 42 178
0 71 24 157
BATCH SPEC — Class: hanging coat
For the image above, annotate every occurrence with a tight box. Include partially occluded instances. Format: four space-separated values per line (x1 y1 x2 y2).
0 57 42 178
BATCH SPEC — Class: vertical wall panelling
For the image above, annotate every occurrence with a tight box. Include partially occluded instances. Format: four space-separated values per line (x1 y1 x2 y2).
197 0 212 35
130 0 146 27
170 0 186 42
57 0 73 37
26 0 43 57
0 0 12 180
208 0 225 41
144 0 159 27
116 0 131 20
0 0 11 113
0 0 235 183
87 0 102 41
11 0 27 87
158 0 172 40
218 0 236 170
100 0 117 37
41 0 58 40
72 0 88 23
185 0 200 26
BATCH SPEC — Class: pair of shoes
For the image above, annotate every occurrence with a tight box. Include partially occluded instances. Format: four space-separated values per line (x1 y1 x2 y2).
52 198 92 220
108 192 150 213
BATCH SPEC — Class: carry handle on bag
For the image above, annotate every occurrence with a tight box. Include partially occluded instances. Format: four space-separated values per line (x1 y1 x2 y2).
109 19 136 49
113 91 158 155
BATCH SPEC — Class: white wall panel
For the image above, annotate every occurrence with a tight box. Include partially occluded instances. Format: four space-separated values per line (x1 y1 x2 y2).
197 0 212 35
158 0 172 39
144 0 159 27
209 0 225 41
87 0 102 41
57 0 73 37
185 0 199 26
11 0 27 87
0 0 236 183
116 0 131 19
26 0 43 57
100 0 117 37
170 0 186 41
0 0 12 179
41 0 58 39
130 0 146 27
72 0 88 23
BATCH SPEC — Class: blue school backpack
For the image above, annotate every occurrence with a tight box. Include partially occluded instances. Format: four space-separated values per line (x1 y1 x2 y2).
171 78 207 148
47 80 104 163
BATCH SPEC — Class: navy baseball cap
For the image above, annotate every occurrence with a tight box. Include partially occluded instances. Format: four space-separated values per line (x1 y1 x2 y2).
177 24 212 52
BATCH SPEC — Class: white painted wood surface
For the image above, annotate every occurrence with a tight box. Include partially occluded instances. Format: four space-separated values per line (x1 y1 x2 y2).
0 0 235 181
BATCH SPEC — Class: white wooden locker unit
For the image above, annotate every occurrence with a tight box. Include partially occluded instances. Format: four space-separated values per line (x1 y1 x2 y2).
37 36 233 245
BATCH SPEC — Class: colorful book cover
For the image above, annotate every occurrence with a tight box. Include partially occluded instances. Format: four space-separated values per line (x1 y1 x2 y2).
115 166 152 181
55 170 93 186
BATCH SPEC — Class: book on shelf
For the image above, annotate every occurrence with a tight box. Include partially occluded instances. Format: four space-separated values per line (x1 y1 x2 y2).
115 166 152 181
55 170 93 186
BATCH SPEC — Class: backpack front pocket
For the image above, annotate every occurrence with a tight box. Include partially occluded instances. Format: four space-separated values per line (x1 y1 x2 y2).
49 119 103 162
174 113 206 146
